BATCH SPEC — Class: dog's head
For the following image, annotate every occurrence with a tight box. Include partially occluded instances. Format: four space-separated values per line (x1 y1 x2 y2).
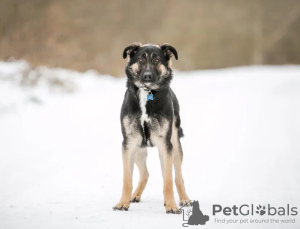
123 42 178 90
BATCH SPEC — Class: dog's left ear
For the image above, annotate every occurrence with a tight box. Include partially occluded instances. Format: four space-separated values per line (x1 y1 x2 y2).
123 42 142 59
160 43 178 60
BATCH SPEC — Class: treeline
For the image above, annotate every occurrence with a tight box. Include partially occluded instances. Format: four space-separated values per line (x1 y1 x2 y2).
0 0 300 76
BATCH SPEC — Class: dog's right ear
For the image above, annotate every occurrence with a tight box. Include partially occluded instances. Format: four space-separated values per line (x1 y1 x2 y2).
123 42 142 59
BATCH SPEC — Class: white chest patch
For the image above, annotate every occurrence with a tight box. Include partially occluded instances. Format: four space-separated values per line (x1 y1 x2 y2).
138 89 151 128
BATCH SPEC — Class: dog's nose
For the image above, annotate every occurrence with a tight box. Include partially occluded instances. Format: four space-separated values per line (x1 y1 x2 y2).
143 72 152 81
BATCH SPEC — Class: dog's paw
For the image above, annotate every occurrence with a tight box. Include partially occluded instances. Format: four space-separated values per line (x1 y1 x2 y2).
112 202 130 211
180 199 191 207
166 208 182 214
165 203 181 214
130 195 141 203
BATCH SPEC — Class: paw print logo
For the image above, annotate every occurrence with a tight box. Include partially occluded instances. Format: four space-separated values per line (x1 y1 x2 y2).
256 205 266 215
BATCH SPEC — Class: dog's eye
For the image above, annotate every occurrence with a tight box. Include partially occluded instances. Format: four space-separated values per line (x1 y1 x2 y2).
138 58 145 64
153 58 160 64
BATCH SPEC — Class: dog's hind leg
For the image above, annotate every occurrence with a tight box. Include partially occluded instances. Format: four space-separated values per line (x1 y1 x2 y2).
171 122 190 206
130 147 149 203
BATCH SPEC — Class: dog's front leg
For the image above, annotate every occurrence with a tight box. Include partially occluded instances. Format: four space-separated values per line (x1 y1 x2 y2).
157 141 181 214
113 143 136 211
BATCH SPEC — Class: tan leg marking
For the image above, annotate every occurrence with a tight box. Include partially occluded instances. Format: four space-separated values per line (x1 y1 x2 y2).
131 148 149 202
151 119 180 213
113 117 141 211
171 120 190 206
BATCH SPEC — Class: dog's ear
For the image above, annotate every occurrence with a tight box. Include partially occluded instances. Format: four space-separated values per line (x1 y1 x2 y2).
160 43 178 60
123 42 142 59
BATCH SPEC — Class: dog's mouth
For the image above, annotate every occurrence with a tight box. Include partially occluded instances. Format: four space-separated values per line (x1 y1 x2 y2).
134 80 159 90
142 82 159 90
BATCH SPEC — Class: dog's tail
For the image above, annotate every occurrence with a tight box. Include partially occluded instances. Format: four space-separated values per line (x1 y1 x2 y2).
179 127 184 138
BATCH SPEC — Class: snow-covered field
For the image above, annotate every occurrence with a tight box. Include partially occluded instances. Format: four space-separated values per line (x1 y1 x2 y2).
0 60 299 229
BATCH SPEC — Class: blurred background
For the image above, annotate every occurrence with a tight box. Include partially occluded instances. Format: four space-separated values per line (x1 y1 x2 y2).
1 0 300 76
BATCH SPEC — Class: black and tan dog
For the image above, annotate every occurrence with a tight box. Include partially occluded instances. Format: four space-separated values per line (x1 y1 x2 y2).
113 42 190 214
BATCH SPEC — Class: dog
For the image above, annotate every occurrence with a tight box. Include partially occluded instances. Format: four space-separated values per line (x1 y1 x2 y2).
113 42 190 214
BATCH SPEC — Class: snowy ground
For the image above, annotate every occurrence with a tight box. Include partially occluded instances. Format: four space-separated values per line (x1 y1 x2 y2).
0 60 299 229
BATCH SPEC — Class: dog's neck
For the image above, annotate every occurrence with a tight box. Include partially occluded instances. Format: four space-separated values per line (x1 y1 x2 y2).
141 86 151 93
127 81 150 94
126 80 169 96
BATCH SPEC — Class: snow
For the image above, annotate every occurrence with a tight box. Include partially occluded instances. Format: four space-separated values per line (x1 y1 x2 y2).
0 60 300 229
